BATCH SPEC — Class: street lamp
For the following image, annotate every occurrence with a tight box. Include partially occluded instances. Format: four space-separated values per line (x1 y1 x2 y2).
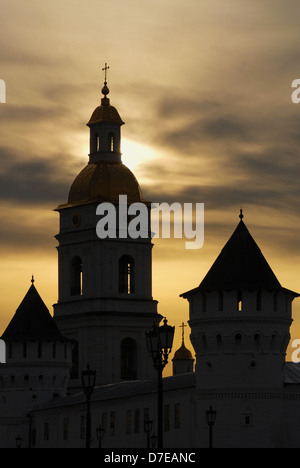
146 317 175 449
15 435 22 448
206 406 217 449
81 364 96 449
144 418 153 449
96 424 105 448
150 433 157 449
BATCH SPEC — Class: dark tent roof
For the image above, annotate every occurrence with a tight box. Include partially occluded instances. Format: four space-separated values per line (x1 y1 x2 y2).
2 283 69 342
181 218 299 297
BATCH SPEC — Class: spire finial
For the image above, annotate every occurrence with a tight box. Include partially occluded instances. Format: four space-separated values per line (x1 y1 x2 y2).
101 63 110 103
102 63 110 83
179 322 187 345
239 209 244 220
31 275 35 284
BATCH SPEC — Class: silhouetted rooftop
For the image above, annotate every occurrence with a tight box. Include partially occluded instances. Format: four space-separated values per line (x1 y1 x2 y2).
2 282 70 342
30 372 197 411
181 217 299 296
173 343 194 361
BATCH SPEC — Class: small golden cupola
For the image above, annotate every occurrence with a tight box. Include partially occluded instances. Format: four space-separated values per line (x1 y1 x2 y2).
172 322 194 375
87 63 124 164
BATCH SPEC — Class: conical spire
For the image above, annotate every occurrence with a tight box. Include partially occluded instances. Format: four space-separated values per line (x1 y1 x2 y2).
1 279 69 342
182 212 299 296
197 214 281 291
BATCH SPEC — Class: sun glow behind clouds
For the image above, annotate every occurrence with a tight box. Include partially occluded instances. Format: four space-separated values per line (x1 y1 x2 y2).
121 138 159 174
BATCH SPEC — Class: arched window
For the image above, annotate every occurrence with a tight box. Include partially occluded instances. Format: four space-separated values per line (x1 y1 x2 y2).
216 334 222 351
38 341 42 359
274 291 279 311
218 291 223 311
52 342 56 359
235 333 242 351
70 342 79 380
38 375 43 389
202 293 206 313
24 375 29 389
254 333 261 351
256 291 262 311
109 133 115 152
237 291 243 311
71 256 83 296
200 335 207 353
92 133 100 153
23 341 27 358
271 334 277 353
121 338 137 380
7 342 12 360
119 255 135 294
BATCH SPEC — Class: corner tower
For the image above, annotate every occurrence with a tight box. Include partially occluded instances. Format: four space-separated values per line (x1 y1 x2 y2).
0 279 72 447
53 70 159 390
181 211 299 391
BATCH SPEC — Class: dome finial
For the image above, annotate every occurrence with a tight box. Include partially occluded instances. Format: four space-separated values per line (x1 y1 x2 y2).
31 275 35 284
180 322 187 345
239 209 244 220
101 63 110 105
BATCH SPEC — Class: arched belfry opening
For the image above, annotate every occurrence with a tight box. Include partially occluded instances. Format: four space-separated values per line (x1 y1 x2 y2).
120 338 137 380
71 256 83 296
96 133 100 152
109 133 115 152
119 255 135 294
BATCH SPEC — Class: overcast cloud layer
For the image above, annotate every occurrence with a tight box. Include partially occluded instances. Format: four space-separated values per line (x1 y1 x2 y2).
2 0 300 348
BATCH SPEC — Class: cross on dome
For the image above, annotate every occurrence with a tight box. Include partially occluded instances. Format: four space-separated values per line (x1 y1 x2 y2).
179 322 187 344
102 63 110 83
101 63 110 99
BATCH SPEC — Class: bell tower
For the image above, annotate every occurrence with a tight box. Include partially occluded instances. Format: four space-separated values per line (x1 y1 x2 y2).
53 69 160 390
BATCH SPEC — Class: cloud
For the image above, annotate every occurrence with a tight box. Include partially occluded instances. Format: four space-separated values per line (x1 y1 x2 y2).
0 146 73 205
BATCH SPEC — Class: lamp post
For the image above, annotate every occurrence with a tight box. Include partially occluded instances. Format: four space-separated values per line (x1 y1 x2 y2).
146 317 175 449
150 433 157 449
96 424 105 448
206 406 217 449
81 364 96 449
15 435 22 449
144 418 153 449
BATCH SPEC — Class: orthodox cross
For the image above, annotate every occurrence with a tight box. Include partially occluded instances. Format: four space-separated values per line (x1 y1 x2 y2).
179 322 187 343
102 63 110 83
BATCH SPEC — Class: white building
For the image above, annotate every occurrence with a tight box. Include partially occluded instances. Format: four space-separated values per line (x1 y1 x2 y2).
1 77 300 448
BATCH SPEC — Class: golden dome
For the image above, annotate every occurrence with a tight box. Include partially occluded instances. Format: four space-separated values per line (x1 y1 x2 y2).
57 161 147 209
87 103 124 126
173 343 194 361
